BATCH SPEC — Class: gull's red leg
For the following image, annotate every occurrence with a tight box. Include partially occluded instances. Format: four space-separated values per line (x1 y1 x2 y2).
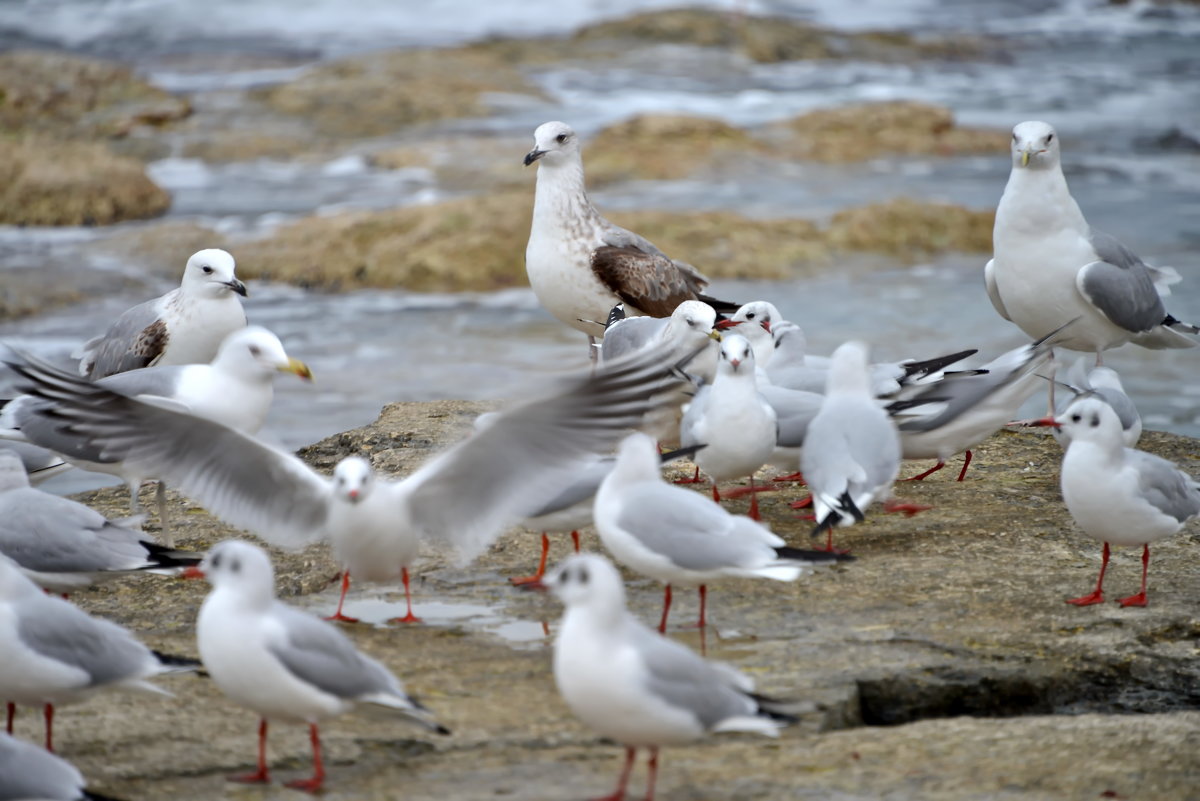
43 705 53 752
324 572 360 623
284 724 325 793
590 746 636 801
772 471 805 483
643 748 660 801
1118 544 1150 607
388 567 423 624
571 530 581 552
1067 542 1110 606
5 702 13 735
904 461 946 482
711 482 721 502
510 533 551 586
657 585 673 634
229 719 271 784
956 450 973 482
673 466 703 485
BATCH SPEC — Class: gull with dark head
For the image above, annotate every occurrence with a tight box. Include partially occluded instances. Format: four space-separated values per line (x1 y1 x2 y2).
524 121 736 353
78 248 247 380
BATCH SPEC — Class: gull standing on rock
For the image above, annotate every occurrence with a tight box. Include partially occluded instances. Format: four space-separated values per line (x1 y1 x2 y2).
2 327 312 547
1037 396 1200 607
78 248 247 380
0 451 199 594
187 541 448 793
546 553 796 801
0 731 126 801
524 121 735 352
680 334 777 519
987 121 1197 368
1050 358 1141 449
0 555 199 751
595 432 849 632
800 342 905 552
7 342 699 623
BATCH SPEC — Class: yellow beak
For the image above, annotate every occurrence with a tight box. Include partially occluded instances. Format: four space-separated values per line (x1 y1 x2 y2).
279 357 314 381
708 330 722 342
1020 150 1031 167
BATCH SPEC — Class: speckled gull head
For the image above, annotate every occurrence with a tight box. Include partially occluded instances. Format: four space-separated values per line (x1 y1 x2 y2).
524 121 581 167
181 248 247 298
1011 120 1060 170
333 456 374 505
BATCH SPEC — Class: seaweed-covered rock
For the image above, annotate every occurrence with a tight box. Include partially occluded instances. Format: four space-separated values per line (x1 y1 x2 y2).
825 197 995 257
772 101 1009 163
0 139 171 226
585 114 768 185
253 46 547 138
0 50 190 139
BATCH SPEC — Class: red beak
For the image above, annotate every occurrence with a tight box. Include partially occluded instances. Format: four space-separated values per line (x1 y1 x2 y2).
729 359 741 369
761 320 771 333
1027 415 1062 429
348 489 359 500
714 319 740 330
180 566 206 580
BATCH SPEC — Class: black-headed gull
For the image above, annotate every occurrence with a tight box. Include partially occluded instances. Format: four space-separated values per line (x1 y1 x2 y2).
186 540 448 792
546 553 796 801
1051 358 1141 448
1040 396 1200 607
0 451 199 594
524 121 735 350
0 554 198 751
679 334 777 519
890 330 1058 482
78 248 247 379
0 731 125 800
8 340 698 623
600 300 722 382
800 342 906 552
987 120 1196 361
3 327 312 546
595 432 849 632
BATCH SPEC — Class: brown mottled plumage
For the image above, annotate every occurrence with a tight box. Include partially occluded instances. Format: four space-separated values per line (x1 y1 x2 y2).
591 246 711 318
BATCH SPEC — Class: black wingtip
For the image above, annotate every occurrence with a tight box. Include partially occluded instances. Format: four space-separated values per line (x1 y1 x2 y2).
746 692 801 726
84 791 130 801
809 492 863 537
605 303 626 329
775 545 855 563
901 348 977 378
434 723 452 736
659 443 706 464
138 540 203 569
152 650 203 670
696 293 741 314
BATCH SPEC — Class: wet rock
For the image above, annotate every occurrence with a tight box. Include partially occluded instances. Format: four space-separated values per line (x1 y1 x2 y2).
0 50 190 139
0 139 171 226
573 8 988 63
824 197 995 259
585 114 769 185
769 101 1010 163
252 46 548 138
51 401 1200 800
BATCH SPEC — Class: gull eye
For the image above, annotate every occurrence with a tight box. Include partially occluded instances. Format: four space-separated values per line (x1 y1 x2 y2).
577 566 588 585
201 265 213 274
1071 414 1082 423
1012 132 1019 142
230 558 241 573
248 345 261 357
1090 415 1099 428
746 312 755 319
211 553 223 569
1046 133 1054 143
555 133 567 143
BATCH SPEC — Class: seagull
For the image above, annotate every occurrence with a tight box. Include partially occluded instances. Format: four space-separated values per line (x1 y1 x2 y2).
4 441 71 485
1050 358 1141 449
2 327 313 546
800 342 904 552
890 328 1060 482
186 540 448 792
78 248 247 380
762 317 976 398
0 450 199 594
1036 396 1200 607
594 432 849 632
679 334 777 519
545 553 796 801
987 121 1197 366
524 121 736 353
0 731 125 801
600 300 722 383
0 554 199 751
7 341 700 623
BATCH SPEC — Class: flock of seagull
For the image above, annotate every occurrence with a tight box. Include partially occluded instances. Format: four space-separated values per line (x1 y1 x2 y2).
0 116 1197 800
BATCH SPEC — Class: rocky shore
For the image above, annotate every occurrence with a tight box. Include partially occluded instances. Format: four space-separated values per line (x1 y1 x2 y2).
35 399 1200 801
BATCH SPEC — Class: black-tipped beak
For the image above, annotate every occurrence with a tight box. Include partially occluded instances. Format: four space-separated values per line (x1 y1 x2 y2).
1027 415 1062 429
524 148 545 166
226 280 248 297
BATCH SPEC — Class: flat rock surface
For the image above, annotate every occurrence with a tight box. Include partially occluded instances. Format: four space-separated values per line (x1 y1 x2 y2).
28 400 1200 800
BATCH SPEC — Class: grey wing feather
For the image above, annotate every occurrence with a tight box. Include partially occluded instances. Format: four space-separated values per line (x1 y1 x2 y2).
401 342 693 562
268 605 400 700
614 484 773 572
628 621 756 729
0 732 88 801
759 385 821 448
984 258 1012 321
5 355 332 549
81 298 169 379
1130 451 1200 524
1076 229 1168 333
600 316 667 362
599 221 711 284
804 401 899 496
8 396 113 465
17 598 152 686
523 458 613 519
0 489 149 572
98 365 188 400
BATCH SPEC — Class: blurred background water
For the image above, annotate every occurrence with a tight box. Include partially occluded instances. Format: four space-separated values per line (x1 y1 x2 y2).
2 0 1198 495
